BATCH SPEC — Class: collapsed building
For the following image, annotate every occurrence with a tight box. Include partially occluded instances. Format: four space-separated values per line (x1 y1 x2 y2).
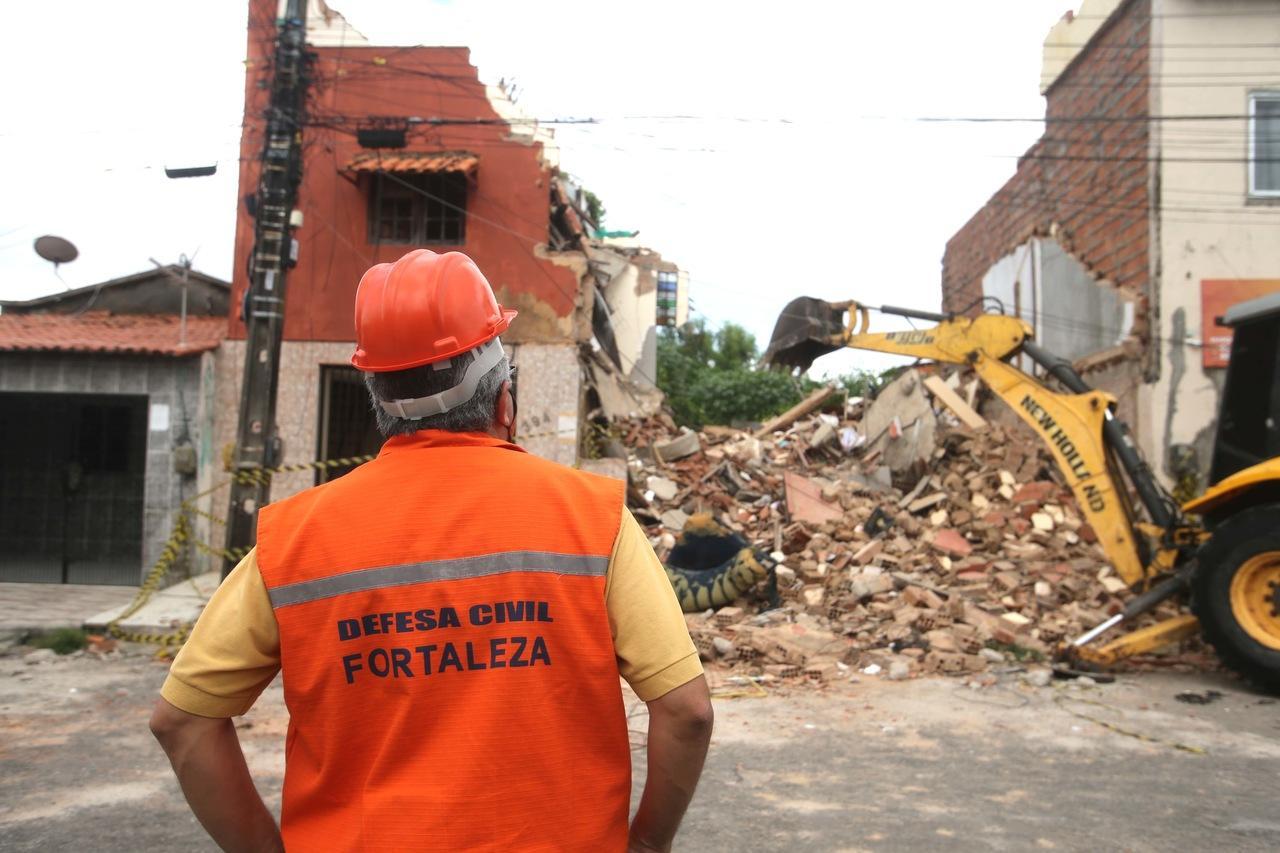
612 371 1211 685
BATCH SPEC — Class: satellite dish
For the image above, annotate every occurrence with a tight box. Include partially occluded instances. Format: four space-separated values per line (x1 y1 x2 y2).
34 235 79 266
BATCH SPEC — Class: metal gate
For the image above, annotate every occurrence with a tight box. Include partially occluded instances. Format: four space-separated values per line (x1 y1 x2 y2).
0 392 146 585
316 367 383 485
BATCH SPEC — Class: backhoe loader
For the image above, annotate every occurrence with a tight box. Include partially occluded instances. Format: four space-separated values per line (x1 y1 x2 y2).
758 293 1280 691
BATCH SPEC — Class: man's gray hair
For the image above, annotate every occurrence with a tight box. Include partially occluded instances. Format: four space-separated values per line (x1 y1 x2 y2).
363 344 511 437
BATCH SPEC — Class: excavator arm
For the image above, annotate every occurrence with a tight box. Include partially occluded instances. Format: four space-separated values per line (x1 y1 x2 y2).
762 298 1201 665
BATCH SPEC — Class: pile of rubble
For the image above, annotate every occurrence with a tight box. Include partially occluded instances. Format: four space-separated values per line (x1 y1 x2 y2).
618 369 1196 685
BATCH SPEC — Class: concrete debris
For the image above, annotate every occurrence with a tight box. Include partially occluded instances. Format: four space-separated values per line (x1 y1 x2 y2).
660 508 689 532
604 366 1206 687
579 458 627 481
861 369 936 480
646 475 679 501
1024 668 1053 688
1101 576 1129 594
587 360 663 420
654 429 701 462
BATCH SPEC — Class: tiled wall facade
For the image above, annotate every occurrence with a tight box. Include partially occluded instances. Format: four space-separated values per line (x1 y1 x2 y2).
209 339 584 569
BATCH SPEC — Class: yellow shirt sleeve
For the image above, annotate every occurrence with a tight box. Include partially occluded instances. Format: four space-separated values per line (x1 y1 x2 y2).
606 507 703 701
160 548 281 718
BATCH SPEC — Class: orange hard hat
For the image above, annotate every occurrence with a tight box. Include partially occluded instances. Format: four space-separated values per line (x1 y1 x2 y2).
351 250 517 372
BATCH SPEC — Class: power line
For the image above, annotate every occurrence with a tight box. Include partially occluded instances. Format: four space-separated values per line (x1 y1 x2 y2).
1044 40 1280 48
911 113 1268 124
310 113 596 127
1064 9 1280 18
994 150 1278 165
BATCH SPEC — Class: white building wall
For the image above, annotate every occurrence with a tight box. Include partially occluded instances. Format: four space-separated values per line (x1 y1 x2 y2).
980 237 1132 363
1140 0 1280 482
287 0 370 46
1041 0 1125 93
603 263 657 383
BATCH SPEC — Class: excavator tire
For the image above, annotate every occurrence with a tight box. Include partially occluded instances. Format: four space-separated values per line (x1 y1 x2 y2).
1191 503 1280 694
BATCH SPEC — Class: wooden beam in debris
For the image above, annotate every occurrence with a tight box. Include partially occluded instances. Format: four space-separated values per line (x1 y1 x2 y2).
754 385 836 438
922 375 987 430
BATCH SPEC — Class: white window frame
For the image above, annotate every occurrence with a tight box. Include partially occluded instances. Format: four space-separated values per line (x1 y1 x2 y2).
1249 91 1280 198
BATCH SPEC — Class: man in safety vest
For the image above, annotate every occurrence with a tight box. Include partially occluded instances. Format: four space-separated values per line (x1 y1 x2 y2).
150 249 713 852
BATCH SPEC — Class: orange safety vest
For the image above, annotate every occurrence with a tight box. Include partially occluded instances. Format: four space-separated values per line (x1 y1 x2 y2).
256 430 631 852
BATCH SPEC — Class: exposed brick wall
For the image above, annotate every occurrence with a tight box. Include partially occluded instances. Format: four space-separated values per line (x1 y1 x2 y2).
942 0 1152 319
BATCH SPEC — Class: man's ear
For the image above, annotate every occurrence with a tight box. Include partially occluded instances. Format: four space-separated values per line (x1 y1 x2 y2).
495 380 515 428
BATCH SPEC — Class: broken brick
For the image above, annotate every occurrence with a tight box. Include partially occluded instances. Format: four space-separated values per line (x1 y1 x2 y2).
930 528 972 557
1011 480 1057 505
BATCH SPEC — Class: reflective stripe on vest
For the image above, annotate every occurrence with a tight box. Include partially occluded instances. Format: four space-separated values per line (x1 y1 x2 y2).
268 551 610 608
256 431 630 852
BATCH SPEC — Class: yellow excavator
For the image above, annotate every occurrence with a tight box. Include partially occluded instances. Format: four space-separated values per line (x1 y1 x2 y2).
759 294 1280 692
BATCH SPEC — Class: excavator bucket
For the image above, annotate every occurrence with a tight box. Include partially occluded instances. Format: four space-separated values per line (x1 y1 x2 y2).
760 296 847 371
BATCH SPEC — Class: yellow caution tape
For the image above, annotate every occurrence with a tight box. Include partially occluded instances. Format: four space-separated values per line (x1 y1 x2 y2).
104 432 599 650
104 513 193 646
191 539 252 565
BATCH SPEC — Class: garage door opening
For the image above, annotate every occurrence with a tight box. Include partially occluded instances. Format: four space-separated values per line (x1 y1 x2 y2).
0 392 147 585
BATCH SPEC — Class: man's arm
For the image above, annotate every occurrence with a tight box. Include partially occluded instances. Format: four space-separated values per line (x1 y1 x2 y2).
628 676 714 853
150 699 282 853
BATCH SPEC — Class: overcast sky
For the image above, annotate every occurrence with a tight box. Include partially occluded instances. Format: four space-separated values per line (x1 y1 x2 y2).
0 0 1076 376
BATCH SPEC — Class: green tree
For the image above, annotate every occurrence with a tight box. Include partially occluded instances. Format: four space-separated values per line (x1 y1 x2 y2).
657 318 804 427
694 369 803 427
712 323 757 371
583 189 606 226
830 368 894 399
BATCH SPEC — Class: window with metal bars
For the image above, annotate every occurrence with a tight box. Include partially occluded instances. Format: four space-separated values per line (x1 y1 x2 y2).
368 172 468 244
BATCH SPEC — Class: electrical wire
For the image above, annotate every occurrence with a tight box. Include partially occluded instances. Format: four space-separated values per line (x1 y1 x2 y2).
353 165 664 385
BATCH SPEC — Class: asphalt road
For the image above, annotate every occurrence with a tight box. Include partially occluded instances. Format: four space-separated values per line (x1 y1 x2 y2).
2 647 1277 852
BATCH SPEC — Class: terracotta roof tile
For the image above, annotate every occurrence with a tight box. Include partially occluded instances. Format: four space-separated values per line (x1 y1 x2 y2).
0 312 226 356
346 150 478 174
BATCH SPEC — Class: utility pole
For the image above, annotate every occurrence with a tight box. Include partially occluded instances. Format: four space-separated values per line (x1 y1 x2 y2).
224 0 310 576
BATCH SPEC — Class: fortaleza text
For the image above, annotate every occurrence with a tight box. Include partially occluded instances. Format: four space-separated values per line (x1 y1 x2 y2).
336 600 555 684
341 636 550 684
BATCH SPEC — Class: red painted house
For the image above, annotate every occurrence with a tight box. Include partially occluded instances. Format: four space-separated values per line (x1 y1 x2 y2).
216 1 660 503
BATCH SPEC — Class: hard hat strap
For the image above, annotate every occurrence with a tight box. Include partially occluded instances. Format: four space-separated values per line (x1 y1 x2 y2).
378 339 506 420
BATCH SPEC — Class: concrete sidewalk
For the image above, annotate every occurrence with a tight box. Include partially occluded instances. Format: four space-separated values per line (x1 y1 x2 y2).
0 582 139 641
0 571 220 643
83 572 220 634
